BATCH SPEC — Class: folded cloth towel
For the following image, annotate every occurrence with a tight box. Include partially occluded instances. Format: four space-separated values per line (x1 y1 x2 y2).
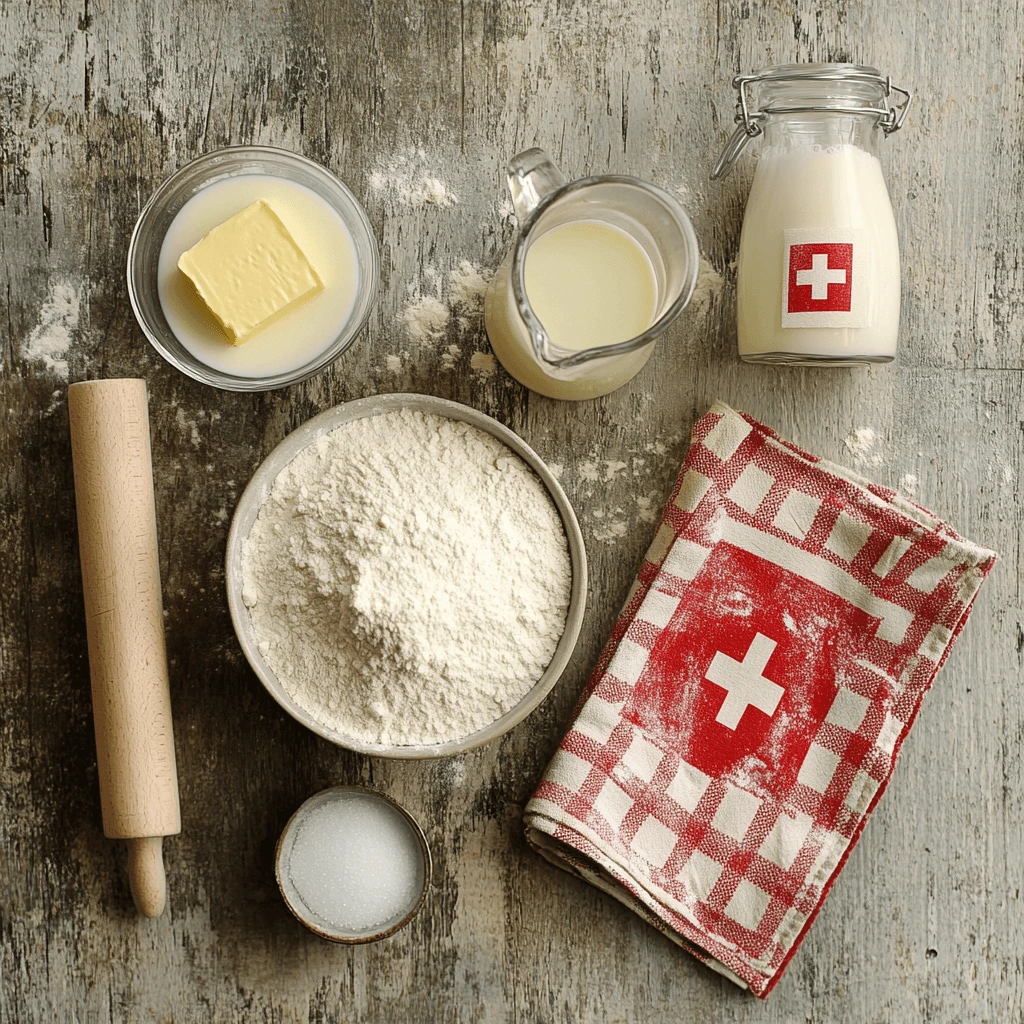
524 401 996 997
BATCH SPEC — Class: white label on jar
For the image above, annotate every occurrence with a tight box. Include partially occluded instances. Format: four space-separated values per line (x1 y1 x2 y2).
780 228 868 329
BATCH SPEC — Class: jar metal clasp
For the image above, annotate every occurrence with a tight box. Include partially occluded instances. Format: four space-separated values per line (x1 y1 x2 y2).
711 66 913 180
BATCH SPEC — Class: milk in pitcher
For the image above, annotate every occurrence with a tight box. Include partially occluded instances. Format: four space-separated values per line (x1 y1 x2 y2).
522 221 658 351
484 148 699 400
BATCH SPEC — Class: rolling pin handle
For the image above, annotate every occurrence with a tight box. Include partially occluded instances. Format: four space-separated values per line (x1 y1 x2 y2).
127 836 167 918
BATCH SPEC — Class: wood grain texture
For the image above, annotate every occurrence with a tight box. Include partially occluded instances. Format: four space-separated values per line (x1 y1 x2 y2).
68 379 180 843
1 1 1022 1022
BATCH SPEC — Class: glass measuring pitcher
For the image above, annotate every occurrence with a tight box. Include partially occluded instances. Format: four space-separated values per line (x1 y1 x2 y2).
483 149 700 400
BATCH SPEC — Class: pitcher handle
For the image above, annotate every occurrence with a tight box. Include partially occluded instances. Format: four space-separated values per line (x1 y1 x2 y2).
506 148 567 223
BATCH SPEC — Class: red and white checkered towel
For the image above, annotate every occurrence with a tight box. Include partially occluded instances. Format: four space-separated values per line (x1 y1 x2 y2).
524 401 996 997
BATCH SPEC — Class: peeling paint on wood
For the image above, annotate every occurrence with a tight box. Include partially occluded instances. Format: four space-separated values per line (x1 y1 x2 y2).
1 1 1022 1021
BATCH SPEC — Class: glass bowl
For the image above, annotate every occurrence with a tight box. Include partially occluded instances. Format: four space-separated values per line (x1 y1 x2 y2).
225 393 589 759
127 146 379 392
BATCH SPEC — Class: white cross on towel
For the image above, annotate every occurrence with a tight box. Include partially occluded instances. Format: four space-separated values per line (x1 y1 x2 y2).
705 632 785 730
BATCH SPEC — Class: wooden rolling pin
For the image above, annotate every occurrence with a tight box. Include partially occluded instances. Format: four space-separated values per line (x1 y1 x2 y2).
68 378 181 918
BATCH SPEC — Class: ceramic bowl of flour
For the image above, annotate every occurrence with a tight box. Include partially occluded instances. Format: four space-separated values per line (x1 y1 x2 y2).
226 393 587 759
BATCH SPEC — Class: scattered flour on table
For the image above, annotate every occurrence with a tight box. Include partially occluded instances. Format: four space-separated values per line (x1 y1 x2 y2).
593 511 628 544
441 758 467 787
401 261 493 347
21 280 83 379
448 261 493 332
635 494 658 523
844 427 884 468
402 294 449 345
689 257 724 309
449 260 491 311
408 176 459 208
898 472 918 497
43 389 64 416
368 150 459 208
175 406 202 448
470 351 496 375
241 410 572 747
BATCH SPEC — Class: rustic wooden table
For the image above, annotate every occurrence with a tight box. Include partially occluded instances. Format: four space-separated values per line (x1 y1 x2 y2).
2 2 1021 1021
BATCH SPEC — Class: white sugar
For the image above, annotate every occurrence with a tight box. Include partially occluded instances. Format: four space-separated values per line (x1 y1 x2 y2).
285 791 425 935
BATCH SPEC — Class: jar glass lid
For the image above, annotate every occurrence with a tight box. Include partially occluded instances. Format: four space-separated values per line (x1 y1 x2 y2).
712 62 912 179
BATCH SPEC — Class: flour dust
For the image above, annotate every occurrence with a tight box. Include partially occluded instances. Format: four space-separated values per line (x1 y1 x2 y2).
844 427 884 469
21 280 84 379
400 260 494 352
368 149 459 209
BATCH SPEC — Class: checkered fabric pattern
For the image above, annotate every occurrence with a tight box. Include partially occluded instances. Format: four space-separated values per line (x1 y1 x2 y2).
524 401 996 997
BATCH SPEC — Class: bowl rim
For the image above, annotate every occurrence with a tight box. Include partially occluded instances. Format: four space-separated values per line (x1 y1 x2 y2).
126 144 380 393
274 785 432 943
225 392 589 759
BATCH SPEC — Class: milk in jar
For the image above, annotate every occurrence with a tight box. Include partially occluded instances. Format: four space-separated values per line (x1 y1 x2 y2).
713 64 912 365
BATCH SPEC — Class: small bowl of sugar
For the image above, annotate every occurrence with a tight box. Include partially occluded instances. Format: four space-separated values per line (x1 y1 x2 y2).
275 786 431 943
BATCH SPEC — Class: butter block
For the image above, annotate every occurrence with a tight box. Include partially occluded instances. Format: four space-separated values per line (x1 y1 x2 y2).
177 199 323 344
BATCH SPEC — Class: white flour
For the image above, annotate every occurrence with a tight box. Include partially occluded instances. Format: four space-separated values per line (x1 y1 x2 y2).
448 260 491 310
899 472 919 497
408 176 458 208
470 351 497 375
844 426 884 468
689 257 724 309
368 150 459 208
22 280 83 379
241 410 572 746
401 294 449 344
401 261 493 345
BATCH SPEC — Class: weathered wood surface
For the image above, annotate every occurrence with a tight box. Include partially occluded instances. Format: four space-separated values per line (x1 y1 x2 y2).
1 1 1022 1021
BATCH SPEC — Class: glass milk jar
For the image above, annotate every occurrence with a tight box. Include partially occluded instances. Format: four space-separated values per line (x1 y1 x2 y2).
713 64 912 365
485 149 700 400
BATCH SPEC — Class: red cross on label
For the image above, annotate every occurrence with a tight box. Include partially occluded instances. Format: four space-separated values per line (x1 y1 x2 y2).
787 243 854 313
